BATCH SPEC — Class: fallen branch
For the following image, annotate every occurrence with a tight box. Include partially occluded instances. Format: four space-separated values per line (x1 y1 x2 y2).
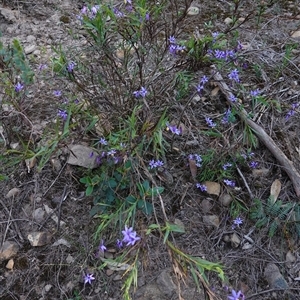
211 65 300 198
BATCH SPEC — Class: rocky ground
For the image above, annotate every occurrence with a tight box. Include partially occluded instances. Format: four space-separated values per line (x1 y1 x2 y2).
1 0 300 299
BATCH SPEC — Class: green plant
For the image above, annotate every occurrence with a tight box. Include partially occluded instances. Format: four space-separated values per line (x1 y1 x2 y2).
250 196 295 237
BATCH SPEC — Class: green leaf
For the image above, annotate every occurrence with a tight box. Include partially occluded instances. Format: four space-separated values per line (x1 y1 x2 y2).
86 185 94 196
150 186 164 197
137 200 153 215
142 180 150 191
125 195 136 205
166 221 185 233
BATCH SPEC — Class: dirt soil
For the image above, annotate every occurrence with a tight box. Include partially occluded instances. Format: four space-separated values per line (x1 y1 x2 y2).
1 0 300 299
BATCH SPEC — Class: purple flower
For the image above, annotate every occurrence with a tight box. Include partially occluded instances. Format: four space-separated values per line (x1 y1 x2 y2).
189 154 202 167
89 152 94 158
224 179 235 187
212 32 219 39
250 89 260 97
113 7 124 18
57 109 68 120
233 217 243 227
15 82 24 92
53 90 62 97
249 161 259 168
229 94 237 103
149 159 164 169
168 36 176 44
145 12 150 21
84 273 95 285
67 61 76 72
196 183 207 192
99 137 108 145
169 44 186 56
107 149 116 156
122 225 140 246
222 108 232 124
133 87 148 98
200 75 209 85
205 117 216 128
124 0 132 4
228 69 240 83
228 289 244 300
38 63 48 71
98 240 106 252
116 239 123 249
222 162 232 170
285 103 299 121
166 122 182 135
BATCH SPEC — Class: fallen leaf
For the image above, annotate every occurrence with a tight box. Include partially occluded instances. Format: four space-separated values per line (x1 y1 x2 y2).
188 159 197 179
5 188 21 198
25 157 36 173
270 179 281 204
204 181 221 196
210 86 220 97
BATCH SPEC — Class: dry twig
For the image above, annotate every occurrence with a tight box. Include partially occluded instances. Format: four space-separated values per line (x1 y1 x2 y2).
211 65 300 198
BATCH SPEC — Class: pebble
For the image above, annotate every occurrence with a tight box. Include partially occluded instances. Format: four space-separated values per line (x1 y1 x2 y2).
25 45 36 54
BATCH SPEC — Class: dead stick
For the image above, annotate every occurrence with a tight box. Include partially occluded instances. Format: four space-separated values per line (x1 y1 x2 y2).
211 65 300 198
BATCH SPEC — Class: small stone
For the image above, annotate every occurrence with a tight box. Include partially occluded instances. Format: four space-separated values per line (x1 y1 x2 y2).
0 8 18 23
27 232 52 247
25 45 36 55
52 238 71 248
252 168 269 177
219 193 233 206
5 188 21 198
25 157 36 173
231 233 241 248
157 269 177 297
106 269 114 276
0 241 19 261
44 284 52 292
286 251 296 268
50 158 62 172
264 263 289 289
26 35 36 43
6 259 14 270
224 17 233 25
203 215 220 228
187 6 200 16
291 30 300 38
67 144 99 169
32 208 45 223
113 274 122 281
66 254 75 264
200 199 213 213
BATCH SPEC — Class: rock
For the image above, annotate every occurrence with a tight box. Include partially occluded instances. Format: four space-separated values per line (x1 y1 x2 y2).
27 231 52 247
32 208 45 223
67 144 99 169
291 30 300 38
0 8 19 23
219 193 233 206
200 199 213 213
264 263 289 289
66 254 75 264
187 6 200 16
157 269 177 297
134 283 167 300
286 251 296 268
224 17 233 25
43 284 52 293
5 187 21 198
6 258 14 270
231 233 241 248
252 168 269 177
25 45 36 55
52 238 71 248
204 181 221 196
26 35 36 43
0 241 19 261
203 215 220 228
